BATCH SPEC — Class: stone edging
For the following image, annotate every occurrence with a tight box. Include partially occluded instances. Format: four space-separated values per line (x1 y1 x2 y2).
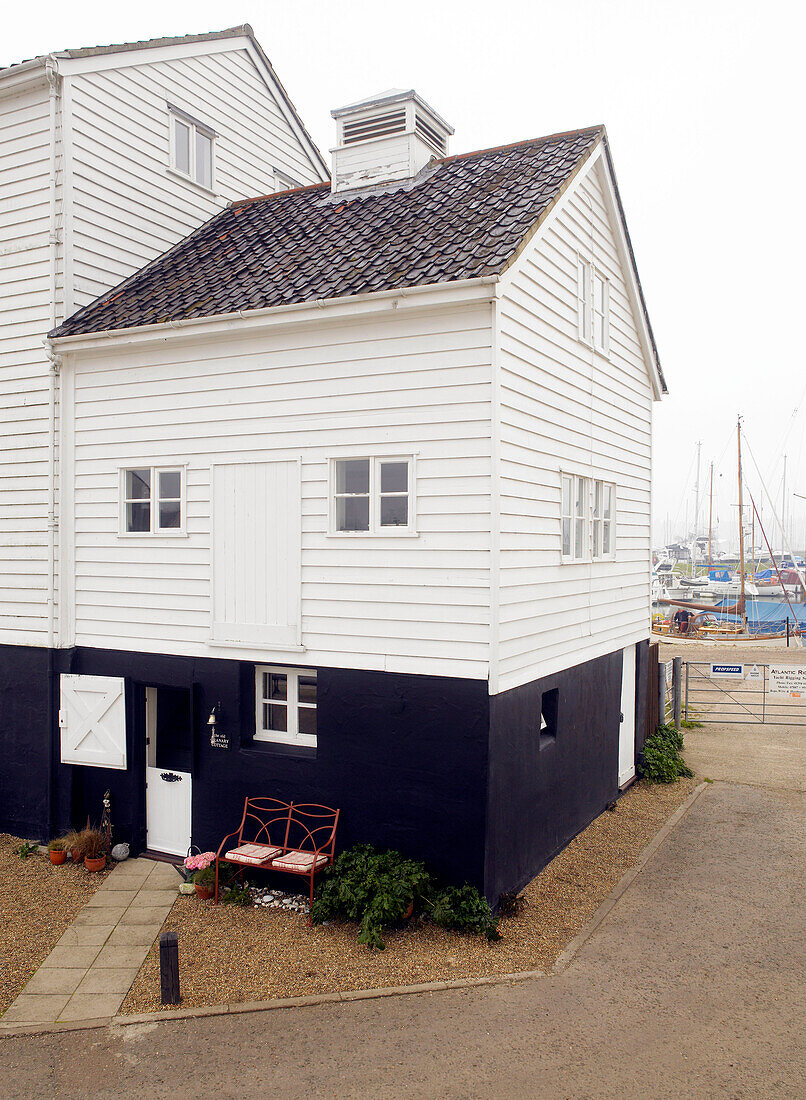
0 782 709 1039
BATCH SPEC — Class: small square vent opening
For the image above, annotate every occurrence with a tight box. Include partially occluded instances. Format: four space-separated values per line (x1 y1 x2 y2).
539 688 559 749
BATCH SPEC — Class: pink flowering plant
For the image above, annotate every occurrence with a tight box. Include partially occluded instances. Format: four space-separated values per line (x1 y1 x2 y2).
183 851 217 887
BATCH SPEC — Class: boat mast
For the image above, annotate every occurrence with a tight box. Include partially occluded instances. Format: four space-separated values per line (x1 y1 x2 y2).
708 461 714 572
737 417 747 630
693 440 702 576
782 454 787 556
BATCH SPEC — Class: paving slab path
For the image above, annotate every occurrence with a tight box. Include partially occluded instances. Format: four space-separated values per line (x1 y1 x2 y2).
0 858 178 1029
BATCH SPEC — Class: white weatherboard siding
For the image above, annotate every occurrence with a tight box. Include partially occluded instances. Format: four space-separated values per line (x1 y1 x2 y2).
495 158 653 693
66 47 322 312
0 82 54 643
66 302 493 679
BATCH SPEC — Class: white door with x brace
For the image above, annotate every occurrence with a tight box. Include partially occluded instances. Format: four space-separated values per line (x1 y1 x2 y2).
59 674 127 770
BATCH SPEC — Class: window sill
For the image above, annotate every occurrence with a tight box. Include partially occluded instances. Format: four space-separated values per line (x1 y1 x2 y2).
244 740 317 762
117 530 189 539
326 530 420 539
166 166 218 198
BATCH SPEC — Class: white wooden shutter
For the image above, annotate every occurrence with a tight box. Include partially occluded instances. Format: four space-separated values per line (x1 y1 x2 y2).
60 674 127 770
211 460 301 647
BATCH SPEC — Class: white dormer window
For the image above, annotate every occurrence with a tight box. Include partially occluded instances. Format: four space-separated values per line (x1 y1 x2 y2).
169 106 214 190
577 258 609 355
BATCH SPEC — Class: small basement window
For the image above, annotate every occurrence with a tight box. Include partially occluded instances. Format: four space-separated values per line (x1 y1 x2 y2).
255 667 317 748
121 467 184 535
169 107 214 190
539 688 559 749
331 457 414 534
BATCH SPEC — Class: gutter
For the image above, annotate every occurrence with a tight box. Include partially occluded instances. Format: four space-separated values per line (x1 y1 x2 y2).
44 55 61 839
50 276 501 353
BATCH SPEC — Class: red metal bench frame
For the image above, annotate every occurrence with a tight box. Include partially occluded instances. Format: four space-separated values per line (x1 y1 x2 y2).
214 797 340 907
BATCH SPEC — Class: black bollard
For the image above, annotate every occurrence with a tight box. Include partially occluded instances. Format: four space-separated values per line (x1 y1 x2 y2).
159 931 180 1005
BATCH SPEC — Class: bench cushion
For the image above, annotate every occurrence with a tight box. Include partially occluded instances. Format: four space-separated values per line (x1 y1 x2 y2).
224 843 281 865
271 850 329 873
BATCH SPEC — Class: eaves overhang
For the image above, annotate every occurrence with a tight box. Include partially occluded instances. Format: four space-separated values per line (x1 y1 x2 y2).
48 276 499 355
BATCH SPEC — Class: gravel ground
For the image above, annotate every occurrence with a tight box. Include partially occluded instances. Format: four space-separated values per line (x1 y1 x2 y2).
120 776 697 1015
0 835 109 1016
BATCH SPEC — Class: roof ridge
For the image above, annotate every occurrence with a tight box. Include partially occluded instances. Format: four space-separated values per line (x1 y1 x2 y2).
438 124 604 166
228 126 604 213
1 26 253 72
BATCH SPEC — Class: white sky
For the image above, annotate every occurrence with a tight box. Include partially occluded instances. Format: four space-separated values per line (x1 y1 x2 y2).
5 0 806 554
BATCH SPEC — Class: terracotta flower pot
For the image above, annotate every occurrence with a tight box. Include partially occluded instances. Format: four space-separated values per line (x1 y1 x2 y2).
195 883 214 900
49 849 66 865
84 855 106 873
403 900 414 920
70 848 83 863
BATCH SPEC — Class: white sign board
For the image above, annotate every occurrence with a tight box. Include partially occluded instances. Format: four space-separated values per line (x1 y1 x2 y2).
709 663 745 680
768 666 806 697
746 664 763 682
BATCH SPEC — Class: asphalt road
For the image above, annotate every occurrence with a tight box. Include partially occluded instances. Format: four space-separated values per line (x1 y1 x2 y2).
2 685 804 1098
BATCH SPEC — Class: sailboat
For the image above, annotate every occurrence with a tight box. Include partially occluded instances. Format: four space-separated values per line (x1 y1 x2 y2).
653 419 800 640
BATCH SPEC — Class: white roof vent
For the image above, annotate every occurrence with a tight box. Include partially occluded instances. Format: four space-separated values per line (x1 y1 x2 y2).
330 89 453 194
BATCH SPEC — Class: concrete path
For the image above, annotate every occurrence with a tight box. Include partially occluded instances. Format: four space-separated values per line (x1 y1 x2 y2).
0 859 178 1029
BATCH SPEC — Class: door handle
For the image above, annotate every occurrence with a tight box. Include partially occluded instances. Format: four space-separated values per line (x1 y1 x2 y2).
160 772 182 783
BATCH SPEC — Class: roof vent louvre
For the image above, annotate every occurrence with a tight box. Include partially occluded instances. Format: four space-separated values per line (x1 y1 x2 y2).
342 108 407 145
415 111 447 155
330 89 454 194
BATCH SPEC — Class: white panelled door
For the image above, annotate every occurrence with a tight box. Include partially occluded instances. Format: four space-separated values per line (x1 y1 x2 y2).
618 644 636 788
211 460 301 647
60 674 127 769
145 687 192 857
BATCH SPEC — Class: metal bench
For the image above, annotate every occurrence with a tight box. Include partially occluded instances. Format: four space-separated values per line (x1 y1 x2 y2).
214 797 340 907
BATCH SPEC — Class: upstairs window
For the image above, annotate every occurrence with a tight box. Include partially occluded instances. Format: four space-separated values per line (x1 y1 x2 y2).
331 457 414 534
255 667 317 748
121 467 184 535
577 257 609 354
169 108 214 190
592 480 615 559
561 472 588 560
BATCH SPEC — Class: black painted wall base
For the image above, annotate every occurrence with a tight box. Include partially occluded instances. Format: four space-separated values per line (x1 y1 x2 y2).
0 640 643 902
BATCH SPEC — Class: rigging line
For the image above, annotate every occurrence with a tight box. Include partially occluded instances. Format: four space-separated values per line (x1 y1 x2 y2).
670 446 698 534
764 375 806 483
742 429 806 592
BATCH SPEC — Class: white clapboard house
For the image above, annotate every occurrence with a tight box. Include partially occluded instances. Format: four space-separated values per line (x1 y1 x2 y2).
2 69 665 900
0 25 326 838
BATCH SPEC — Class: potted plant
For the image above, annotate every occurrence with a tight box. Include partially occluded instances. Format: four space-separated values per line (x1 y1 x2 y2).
61 830 84 863
47 838 66 865
81 828 108 872
184 851 217 899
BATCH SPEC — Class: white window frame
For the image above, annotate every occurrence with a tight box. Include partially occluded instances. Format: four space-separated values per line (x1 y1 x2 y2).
577 256 610 355
329 456 417 536
560 471 590 562
119 465 187 537
168 105 215 192
592 480 616 560
254 666 317 748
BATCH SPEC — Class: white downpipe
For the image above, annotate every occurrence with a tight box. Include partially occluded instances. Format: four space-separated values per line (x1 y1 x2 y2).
45 56 60 648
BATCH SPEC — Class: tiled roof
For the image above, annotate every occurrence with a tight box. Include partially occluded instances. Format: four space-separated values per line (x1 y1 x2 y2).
53 127 608 341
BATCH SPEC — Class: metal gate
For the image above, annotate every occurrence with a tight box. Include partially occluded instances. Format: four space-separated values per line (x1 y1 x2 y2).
683 662 806 725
